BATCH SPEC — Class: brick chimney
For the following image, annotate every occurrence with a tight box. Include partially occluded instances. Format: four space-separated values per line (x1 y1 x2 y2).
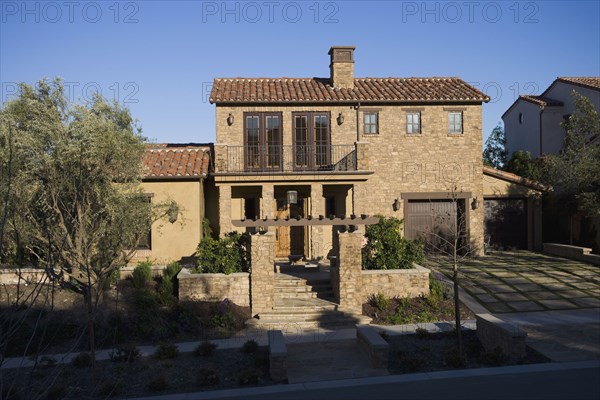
329 46 355 89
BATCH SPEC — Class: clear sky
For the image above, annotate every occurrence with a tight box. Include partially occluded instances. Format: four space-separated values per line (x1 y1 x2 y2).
1 0 599 145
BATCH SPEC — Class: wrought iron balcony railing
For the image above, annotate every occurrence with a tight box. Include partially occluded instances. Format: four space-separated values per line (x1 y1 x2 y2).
218 144 358 173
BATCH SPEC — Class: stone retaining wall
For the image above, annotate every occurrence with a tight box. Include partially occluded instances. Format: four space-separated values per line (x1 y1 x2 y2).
177 268 250 306
543 243 600 265
476 313 527 359
360 264 430 302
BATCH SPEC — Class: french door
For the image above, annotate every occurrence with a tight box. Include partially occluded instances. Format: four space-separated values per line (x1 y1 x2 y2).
244 113 282 171
292 112 331 170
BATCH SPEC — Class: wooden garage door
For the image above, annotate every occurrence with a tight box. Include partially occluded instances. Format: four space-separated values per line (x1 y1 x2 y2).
405 200 458 241
484 198 527 250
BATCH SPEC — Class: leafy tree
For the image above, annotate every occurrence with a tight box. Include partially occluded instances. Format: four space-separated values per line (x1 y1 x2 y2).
545 91 600 219
0 78 177 385
483 124 508 168
504 150 545 182
361 216 424 270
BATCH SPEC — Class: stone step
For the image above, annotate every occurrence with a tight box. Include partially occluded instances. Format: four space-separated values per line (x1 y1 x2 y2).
246 312 371 330
274 291 318 300
274 284 315 292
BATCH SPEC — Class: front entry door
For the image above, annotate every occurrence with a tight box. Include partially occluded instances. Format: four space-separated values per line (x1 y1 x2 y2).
274 199 305 258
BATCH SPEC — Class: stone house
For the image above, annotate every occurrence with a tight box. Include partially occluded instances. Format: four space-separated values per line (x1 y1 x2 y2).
208 46 491 259
503 77 600 158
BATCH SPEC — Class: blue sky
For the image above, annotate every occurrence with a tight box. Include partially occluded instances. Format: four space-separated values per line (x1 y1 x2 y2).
1 0 599 145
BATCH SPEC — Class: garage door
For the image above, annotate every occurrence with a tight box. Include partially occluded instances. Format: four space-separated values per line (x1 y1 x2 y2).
484 198 527 250
405 200 465 254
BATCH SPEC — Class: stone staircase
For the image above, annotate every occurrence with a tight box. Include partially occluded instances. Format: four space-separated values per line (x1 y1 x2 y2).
246 270 371 331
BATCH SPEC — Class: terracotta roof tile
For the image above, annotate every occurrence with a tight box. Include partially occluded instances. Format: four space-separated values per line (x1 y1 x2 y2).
519 95 564 107
143 144 210 179
556 77 600 91
209 77 490 104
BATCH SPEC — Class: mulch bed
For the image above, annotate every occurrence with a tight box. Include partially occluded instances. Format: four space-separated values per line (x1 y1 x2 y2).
3 346 273 399
387 330 550 374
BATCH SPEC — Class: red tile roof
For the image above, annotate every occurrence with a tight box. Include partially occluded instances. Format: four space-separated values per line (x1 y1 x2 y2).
143 144 210 179
519 95 563 107
209 77 490 104
483 166 551 192
556 77 600 91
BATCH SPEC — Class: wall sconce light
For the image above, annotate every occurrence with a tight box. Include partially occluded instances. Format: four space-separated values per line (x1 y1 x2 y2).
337 113 344 125
471 197 480 210
287 190 298 205
393 198 400 211
227 113 234 126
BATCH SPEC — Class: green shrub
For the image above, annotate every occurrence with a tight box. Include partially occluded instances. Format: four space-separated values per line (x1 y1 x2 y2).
368 292 390 311
147 376 169 392
164 261 182 279
242 339 259 354
480 346 507 366
154 342 179 359
428 273 448 303
194 341 217 357
194 232 249 274
72 352 92 368
444 348 466 368
197 368 220 386
362 216 424 270
400 356 425 372
158 279 174 305
237 368 260 385
415 328 430 339
132 261 153 288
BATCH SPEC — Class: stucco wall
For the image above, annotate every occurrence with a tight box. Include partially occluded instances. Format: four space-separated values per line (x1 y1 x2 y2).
503 100 542 157
360 265 430 301
177 268 250 306
133 180 205 264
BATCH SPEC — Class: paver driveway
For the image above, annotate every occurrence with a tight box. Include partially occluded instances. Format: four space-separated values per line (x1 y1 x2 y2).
427 251 600 314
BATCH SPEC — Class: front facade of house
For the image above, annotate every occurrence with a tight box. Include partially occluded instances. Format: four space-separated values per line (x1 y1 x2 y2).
209 46 490 259
503 77 600 157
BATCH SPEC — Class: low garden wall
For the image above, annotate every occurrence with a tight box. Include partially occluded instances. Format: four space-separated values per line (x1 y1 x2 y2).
177 268 250 306
360 264 430 302
543 243 600 265
0 268 50 285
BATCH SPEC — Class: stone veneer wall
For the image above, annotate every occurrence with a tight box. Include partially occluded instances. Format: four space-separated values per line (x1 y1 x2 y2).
0 268 49 285
250 231 275 315
360 265 430 301
177 268 250 306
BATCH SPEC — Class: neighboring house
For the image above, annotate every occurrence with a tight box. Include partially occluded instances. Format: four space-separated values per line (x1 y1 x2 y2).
130 143 211 264
208 46 491 259
483 166 550 251
503 77 600 157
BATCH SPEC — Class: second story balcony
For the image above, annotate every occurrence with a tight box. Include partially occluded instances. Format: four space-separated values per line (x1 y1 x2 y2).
214 144 367 175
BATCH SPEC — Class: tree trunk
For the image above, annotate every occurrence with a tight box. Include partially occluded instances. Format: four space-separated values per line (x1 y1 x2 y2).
85 285 96 388
453 259 462 356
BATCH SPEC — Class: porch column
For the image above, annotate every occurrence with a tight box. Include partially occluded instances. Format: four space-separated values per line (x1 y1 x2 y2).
310 183 325 259
332 228 363 313
261 184 275 219
218 185 232 237
250 231 275 315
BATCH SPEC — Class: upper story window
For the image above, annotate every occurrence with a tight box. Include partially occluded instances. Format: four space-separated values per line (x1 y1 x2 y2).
406 112 421 134
363 112 379 134
135 195 153 250
293 112 330 169
244 112 282 171
448 112 463 134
